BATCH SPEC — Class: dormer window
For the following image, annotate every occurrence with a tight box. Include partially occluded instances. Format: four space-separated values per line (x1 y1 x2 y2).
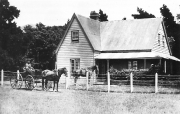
71 30 79 42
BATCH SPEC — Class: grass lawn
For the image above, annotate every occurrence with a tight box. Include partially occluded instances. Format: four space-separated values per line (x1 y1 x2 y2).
1 82 180 114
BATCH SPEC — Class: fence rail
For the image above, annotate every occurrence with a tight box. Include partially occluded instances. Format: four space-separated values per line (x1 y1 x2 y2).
1 69 180 93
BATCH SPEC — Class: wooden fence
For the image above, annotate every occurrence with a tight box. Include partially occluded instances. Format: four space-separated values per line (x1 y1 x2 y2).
66 72 180 93
1 69 180 93
1 69 18 87
0 69 69 89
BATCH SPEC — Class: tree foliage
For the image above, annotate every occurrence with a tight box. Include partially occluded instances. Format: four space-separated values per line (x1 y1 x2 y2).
160 4 180 56
0 48 14 70
0 0 21 49
0 0 24 71
0 0 68 70
23 23 67 70
160 4 177 37
132 7 155 19
99 9 108 22
90 9 108 22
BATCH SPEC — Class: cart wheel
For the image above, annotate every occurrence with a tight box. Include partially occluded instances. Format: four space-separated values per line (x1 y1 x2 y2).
25 75 35 90
10 74 23 89
45 81 53 91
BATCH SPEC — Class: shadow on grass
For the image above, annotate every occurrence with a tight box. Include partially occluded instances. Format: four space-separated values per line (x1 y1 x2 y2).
158 91 180 94
15 87 63 93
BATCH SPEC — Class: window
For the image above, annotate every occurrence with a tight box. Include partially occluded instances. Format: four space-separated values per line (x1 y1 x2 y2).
128 61 132 69
128 61 138 70
162 35 165 47
158 33 160 46
71 30 79 42
133 61 137 70
70 58 80 72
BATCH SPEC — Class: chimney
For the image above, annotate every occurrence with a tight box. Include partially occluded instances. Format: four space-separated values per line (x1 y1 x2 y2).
90 11 99 20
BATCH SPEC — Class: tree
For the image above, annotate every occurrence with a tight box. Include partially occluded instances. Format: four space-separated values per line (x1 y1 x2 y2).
64 19 70 29
132 7 155 19
0 0 68 70
0 48 14 70
23 23 66 70
0 0 21 50
90 9 108 22
0 0 24 70
99 9 108 22
160 4 180 56
160 4 177 37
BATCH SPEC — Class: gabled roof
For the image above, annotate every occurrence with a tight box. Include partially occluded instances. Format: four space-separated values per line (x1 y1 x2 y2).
100 18 161 51
55 13 167 53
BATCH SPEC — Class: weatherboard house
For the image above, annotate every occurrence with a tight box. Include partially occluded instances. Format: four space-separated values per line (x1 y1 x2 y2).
55 13 180 75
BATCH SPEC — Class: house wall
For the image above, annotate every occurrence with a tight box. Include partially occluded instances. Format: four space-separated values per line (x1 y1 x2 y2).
56 17 94 71
94 51 101 58
152 23 170 55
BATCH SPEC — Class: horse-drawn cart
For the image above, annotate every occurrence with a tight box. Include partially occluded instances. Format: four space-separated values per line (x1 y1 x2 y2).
10 69 42 90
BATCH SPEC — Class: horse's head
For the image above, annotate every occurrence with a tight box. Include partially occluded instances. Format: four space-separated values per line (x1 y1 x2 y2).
58 67 68 77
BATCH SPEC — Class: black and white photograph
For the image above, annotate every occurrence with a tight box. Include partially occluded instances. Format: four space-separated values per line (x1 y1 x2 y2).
1 0 180 113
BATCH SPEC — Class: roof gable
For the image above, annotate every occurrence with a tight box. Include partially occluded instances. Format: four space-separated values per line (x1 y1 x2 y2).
76 14 101 51
151 21 172 55
55 13 96 53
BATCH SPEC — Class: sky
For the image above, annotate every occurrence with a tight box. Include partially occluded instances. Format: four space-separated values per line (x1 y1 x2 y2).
8 0 180 27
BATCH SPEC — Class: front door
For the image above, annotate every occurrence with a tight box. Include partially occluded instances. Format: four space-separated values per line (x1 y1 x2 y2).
98 60 107 76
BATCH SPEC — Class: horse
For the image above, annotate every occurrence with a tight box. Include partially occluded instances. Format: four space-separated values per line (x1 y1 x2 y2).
42 67 68 91
72 65 99 83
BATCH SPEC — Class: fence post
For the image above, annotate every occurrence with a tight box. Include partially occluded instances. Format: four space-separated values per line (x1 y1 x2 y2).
1 69 4 87
130 72 133 93
86 72 89 91
108 72 110 93
65 75 68 89
93 70 94 84
66 69 70 89
155 73 158 93
17 70 19 80
93 70 97 84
